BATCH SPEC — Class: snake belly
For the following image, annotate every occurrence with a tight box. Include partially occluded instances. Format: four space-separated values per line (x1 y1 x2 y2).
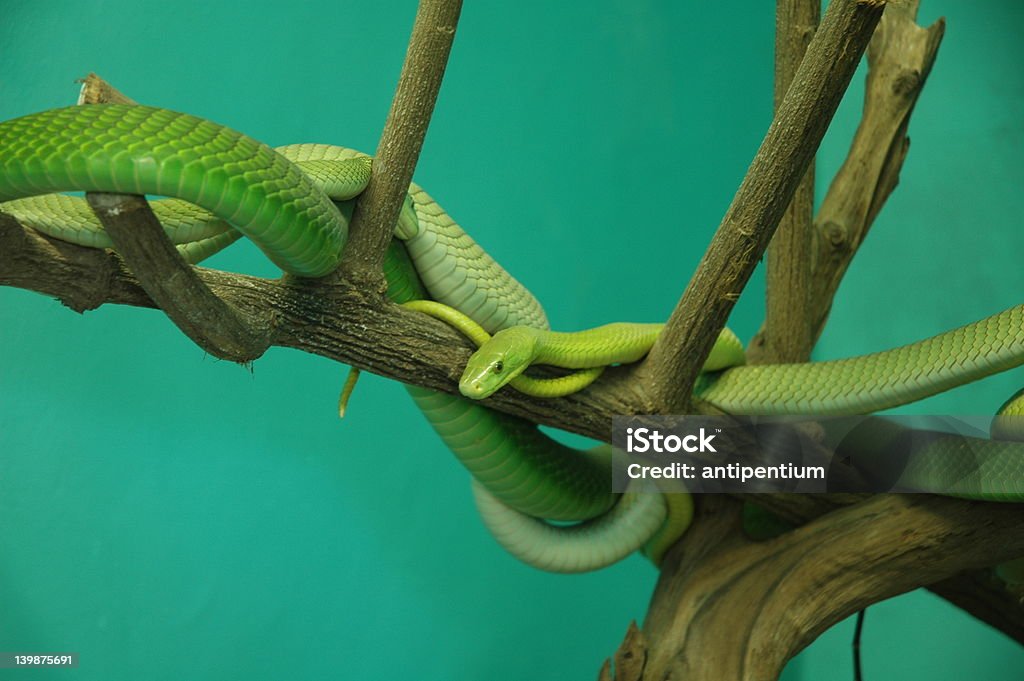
0 104 668 573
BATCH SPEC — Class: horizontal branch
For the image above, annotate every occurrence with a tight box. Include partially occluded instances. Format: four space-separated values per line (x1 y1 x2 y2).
6 216 1022 651
0 215 642 441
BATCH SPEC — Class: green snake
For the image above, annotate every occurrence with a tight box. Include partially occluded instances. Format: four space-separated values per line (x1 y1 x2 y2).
2 104 1022 576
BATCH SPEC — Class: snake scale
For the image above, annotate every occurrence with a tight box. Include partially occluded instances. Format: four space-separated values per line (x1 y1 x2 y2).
2 104 1022 574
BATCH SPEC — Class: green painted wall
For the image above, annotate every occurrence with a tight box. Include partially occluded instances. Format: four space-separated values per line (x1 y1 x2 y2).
0 1 1021 679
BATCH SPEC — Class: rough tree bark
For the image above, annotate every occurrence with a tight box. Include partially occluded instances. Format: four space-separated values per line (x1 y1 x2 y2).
751 0 820 365
606 1 1023 679
1 2 1022 680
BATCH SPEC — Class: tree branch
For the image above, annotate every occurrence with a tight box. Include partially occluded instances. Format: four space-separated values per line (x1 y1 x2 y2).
77 76 272 362
85 193 273 362
642 0 886 412
617 5 1021 666
754 0 820 364
0 215 645 441
809 0 944 342
748 491 1024 646
2 5 1019 673
77 72 133 105
626 494 1024 680
337 0 463 281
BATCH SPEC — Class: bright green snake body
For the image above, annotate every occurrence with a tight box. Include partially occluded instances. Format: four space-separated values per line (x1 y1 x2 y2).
2 104 1022 574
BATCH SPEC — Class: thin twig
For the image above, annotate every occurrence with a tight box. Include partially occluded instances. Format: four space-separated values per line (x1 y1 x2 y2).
337 0 463 280
753 0 821 364
642 0 887 412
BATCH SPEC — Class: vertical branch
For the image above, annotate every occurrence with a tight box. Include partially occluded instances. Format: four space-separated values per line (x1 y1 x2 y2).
754 0 821 364
338 0 463 280
809 0 944 341
641 0 886 413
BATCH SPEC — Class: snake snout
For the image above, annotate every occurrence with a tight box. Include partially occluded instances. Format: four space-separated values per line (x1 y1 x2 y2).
459 378 487 399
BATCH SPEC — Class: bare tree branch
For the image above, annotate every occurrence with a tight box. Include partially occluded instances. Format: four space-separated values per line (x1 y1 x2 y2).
748 491 1024 645
3 5 1021 673
611 4 1020 672
810 0 944 342
753 0 820 364
627 494 1024 680
77 72 133 105
642 0 887 412
86 194 273 362
337 0 463 281
0 215 645 441
77 76 272 362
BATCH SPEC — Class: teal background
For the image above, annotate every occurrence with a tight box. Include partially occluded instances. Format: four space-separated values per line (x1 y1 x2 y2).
0 1 1022 679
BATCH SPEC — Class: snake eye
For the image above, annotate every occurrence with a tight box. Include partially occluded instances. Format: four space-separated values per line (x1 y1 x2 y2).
492 361 504 374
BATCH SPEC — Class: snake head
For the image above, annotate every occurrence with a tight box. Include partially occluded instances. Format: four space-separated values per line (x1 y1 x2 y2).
459 327 539 399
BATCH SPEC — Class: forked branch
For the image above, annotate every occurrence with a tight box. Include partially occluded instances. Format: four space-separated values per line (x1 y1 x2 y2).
810 0 944 342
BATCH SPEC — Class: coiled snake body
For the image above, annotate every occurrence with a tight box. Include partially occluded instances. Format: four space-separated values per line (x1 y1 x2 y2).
2 105 1022 574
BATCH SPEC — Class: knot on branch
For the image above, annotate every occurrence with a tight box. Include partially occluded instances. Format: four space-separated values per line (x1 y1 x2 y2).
891 67 922 96
820 219 850 250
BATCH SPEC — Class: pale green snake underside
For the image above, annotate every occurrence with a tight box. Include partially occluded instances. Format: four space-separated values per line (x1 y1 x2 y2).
2 104 1022 574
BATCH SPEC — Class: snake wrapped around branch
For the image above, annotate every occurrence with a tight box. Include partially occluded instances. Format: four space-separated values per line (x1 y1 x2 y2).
1 104 1022 576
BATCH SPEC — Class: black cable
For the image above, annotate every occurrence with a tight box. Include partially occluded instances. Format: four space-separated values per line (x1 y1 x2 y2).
853 608 866 681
